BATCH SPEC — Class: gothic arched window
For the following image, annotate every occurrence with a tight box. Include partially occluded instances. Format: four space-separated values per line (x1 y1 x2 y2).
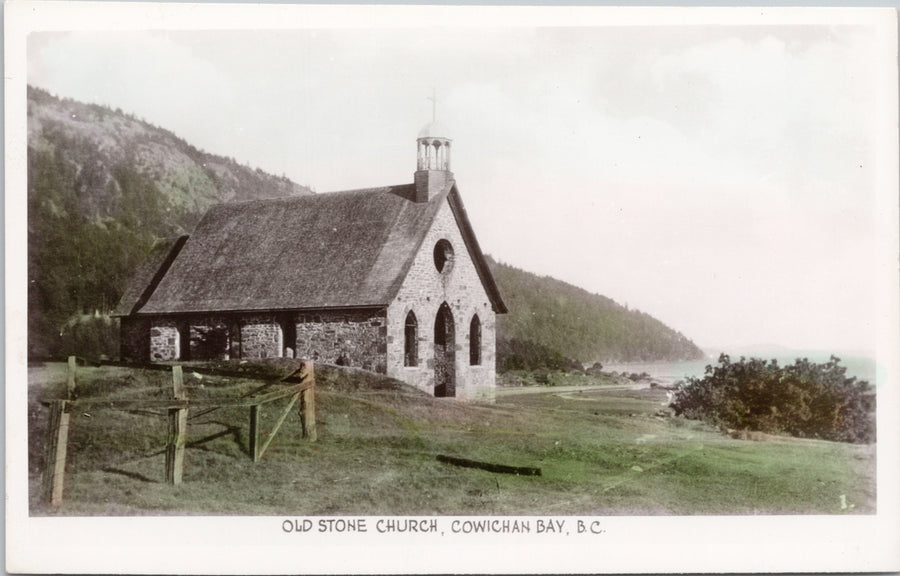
469 314 482 366
404 311 418 367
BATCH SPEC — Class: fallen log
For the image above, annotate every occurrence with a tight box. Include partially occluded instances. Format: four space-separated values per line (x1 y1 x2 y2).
436 454 541 476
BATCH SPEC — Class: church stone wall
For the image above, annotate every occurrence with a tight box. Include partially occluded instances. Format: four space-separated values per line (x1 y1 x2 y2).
139 311 387 368
387 198 497 402
149 320 181 361
294 310 387 372
240 314 283 359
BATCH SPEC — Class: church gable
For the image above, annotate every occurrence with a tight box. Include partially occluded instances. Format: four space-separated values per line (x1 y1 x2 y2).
394 193 493 310
385 193 499 401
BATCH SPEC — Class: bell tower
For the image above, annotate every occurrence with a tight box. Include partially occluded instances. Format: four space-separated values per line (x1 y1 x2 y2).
414 106 453 202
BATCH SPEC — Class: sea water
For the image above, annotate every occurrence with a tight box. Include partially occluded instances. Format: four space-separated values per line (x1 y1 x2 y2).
604 351 878 387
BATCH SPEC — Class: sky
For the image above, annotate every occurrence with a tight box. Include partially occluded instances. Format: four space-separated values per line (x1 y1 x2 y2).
24 8 897 356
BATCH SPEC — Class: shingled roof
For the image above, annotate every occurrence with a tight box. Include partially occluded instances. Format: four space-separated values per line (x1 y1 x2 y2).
118 182 506 316
113 235 188 316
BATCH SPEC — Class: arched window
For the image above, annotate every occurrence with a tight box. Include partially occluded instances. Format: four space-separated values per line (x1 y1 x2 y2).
469 315 482 366
404 311 418 367
434 303 456 397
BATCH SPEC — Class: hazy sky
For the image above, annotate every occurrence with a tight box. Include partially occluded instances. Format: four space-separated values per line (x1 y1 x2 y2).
25 9 895 355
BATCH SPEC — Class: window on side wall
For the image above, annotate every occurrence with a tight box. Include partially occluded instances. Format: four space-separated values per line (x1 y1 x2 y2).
469 314 482 366
405 311 418 367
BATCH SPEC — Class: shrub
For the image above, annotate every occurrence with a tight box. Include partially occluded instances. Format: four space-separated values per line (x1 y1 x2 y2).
587 362 604 373
496 337 582 373
58 314 119 361
671 354 875 444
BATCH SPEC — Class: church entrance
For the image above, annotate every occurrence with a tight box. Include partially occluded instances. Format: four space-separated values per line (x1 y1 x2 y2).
433 303 456 397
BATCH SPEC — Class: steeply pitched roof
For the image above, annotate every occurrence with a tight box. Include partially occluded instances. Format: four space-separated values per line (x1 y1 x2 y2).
113 235 188 316
123 182 506 316
445 188 508 314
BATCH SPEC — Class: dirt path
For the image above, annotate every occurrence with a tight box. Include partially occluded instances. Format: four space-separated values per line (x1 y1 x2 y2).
495 382 648 397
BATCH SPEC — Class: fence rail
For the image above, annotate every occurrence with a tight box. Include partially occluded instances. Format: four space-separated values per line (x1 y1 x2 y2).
40 357 316 506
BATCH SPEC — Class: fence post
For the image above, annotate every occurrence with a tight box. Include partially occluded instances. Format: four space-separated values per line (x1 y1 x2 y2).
66 355 77 398
40 399 71 506
165 365 187 485
300 360 317 442
249 404 261 462
40 356 78 506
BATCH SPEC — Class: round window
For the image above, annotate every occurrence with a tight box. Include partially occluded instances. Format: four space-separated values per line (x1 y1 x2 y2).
433 239 454 274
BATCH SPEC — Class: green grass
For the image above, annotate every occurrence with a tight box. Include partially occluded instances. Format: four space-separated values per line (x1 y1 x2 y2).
28 362 875 516
497 368 622 387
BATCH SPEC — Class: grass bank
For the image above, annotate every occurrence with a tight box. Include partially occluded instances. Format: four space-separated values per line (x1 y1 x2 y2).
28 362 875 515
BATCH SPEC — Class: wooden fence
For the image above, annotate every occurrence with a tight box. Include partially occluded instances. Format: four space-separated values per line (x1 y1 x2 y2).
40 358 316 506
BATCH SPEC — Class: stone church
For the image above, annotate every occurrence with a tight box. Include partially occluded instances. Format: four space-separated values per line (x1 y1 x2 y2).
114 122 507 401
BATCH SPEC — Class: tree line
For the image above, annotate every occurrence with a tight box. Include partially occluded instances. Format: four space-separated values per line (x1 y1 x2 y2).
488 258 705 370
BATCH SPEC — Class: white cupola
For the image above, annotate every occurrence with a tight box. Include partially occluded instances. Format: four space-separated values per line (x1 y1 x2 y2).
414 121 453 202
416 121 452 171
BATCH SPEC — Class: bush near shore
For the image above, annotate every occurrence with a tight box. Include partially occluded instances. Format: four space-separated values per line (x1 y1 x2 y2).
671 354 875 444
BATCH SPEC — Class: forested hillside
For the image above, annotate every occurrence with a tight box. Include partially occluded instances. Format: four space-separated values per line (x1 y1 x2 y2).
489 258 705 368
27 86 312 357
27 87 705 366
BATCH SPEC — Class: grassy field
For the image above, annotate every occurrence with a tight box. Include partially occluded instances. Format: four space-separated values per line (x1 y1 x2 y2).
28 361 875 516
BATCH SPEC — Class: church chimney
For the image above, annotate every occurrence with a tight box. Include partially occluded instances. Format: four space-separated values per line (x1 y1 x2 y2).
414 121 453 202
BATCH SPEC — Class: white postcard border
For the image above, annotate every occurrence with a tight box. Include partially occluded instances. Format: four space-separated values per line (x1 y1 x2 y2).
5 3 899 574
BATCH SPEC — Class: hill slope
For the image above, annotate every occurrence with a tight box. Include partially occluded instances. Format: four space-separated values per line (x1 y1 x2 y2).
27 86 312 356
26 87 704 365
489 258 705 367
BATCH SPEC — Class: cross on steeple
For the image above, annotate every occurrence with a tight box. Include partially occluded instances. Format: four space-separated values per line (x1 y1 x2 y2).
427 88 436 122
414 89 452 203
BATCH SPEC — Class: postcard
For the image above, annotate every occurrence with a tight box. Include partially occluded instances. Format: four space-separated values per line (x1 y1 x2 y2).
5 2 899 573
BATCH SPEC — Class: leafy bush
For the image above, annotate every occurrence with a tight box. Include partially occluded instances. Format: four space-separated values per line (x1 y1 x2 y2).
496 337 582 373
58 314 120 361
671 354 875 443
